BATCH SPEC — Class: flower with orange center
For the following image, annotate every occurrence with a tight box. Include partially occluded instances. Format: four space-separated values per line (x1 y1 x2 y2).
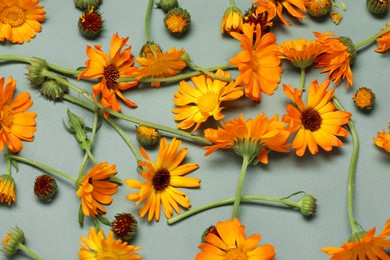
0 0 45 44
0 174 16 206
76 162 118 217
195 218 276 260
253 0 308 26
373 123 390 152
79 227 141 260
172 69 243 132
282 79 352 156
322 219 390 259
125 137 200 222
130 47 187 87
376 23 390 53
0 77 37 153
230 23 282 102
203 113 290 164
279 38 323 69
78 33 138 117
314 32 356 89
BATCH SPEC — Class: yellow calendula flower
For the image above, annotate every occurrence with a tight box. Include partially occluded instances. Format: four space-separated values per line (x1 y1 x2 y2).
0 174 16 206
279 38 324 69
373 123 390 153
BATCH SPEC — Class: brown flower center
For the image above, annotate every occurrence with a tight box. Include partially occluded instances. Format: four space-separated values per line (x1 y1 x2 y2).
152 168 170 191
0 106 14 129
103 64 119 89
225 247 247 260
198 92 218 114
301 107 322 132
0 6 25 27
80 8 102 32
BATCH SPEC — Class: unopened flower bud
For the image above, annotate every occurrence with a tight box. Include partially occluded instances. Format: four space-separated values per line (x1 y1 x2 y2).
78 7 103 38
26 57 49 87
1 226 25 256
156 0 179 12
0 174 16 206
136 126 160 148
164 8 191 35
353 87 375 110
40 79 68 101
221 6 243 35
74 0 102 11
367 0 389 14
112 213 138 240
307 0 332 17
139 41 162 58
34 175 58 202
298 194 317 216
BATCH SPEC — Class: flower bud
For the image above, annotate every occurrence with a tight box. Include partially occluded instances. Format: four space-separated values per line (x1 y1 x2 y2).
164 8 191 35
0 174 16 206
298 194 317 216
139 41 162 58
74 0 102 11
221 6 243 35
367 0 389 14
34 175 58 202
136 126 160 148
353 87 375 110
78 7 103 38
156 0 179 12
112 213 138 240
307 0 332 17
1 226 25 256
40 79 68 101
26 57 49 87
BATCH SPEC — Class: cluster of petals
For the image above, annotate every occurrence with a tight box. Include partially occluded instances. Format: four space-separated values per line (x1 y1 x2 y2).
375 23 390 53
373 124 390 152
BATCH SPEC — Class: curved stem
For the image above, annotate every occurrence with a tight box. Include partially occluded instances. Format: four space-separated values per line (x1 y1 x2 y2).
0 55 32 64
299 67 306 91
78 153 89 181
47 62 82 76
86 149 98 165
145 0 154 42
6 154 77 183
187 62 232 82
168 195 300 225
17 244 43 260
354 27 390 50
332 96 360 234
231 155 250 219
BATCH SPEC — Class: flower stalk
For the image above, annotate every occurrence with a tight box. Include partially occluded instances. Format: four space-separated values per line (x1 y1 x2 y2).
17 243 43 260
231 155 250 219
354 26 390 50
299 67 306 91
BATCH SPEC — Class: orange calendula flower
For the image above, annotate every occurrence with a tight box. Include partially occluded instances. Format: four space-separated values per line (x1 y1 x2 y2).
131 48 187 87
79 227 141 260
0 0 45 44
0 174 16 206
253 0 308 26
282 79 352 156
76 162 118 217
376 24 390 53
78 33 138 116
373 123 390 152
230 23 282 102
314 32 356 89
172 69 243 132
126 137 200 222
203 113 290 164
0 77 37 153
196 218 276 260
279 38 323 69
322 220 390 259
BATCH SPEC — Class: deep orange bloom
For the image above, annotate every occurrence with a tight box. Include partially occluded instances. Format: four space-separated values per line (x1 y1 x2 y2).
0 0 46 44
373 124 390 152
278 38 323 69
130 48 187 87
282 80 352 156
203 113 290 164
76 162 118 217
0 174 16 206
314 32 356 89
79 227 141 260
0 77 37 153
126 138 200 222
322 220 390 259
230 23 282 102
253 0 308 26
196 218 276 260
78 33 138 116
376 24 390 53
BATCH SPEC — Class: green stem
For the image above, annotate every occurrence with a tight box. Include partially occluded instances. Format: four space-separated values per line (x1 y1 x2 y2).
145 0 154 42
118 63 232 83
86 149 98 165
6 153 11 175
231 155 250 219
0 55 32 64
17 244 43 260
47 62 82 76
6 154 77 183
299 67 306 91
78 153 89 182
354 26 390 50
332 96 360 234
187 62 232 82
230 0 235 7
168 194 300 224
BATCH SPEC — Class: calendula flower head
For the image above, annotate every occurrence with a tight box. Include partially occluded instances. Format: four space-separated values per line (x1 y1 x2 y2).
34 174 58 202
195 218 276 260
221 6 243 35
112 213 138 240
76 162 119 217
314 32 356 89
282 80 352 156
367 0 389 14
322 219 390 259
172 69 243 132
164 7 191 35
0 0 45 44
352 87 375 110
79 227 141 259
0 77 37 153
243 5 273 36
203 113 290 164
279 38 324 69
78 6 103 38
375 24 390 53
26 57 49 87
126 137 200 222
78 33 139 117
130 48 187 87
139 41 163 58
156 0 178 12
136 125 160 148
1 226 24 256
230 23 282 102
298 194 317 216
307 0 333 17
0 174 16 206
74 0 102 11
373 123 390 152
39 79 68 101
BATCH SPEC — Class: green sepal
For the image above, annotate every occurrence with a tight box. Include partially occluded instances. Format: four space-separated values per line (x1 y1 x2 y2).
96 215 112 227
11 159 19 172
78 205 85 226
109 174 122 185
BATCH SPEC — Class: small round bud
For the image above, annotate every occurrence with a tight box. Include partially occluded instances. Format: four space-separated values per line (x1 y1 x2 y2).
34 175 58 202
307 0 332 17
40 79 68 101
112 213 138 240
353 87 375 110
201 225 218 243
136 126 160 148
74 0 102 11
1 226 25 256
78 7 103 38
156 0 179 12
139 41 163 58
26 57 49 87
164 8 191 36
299 194 317 216
367 0 389 14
